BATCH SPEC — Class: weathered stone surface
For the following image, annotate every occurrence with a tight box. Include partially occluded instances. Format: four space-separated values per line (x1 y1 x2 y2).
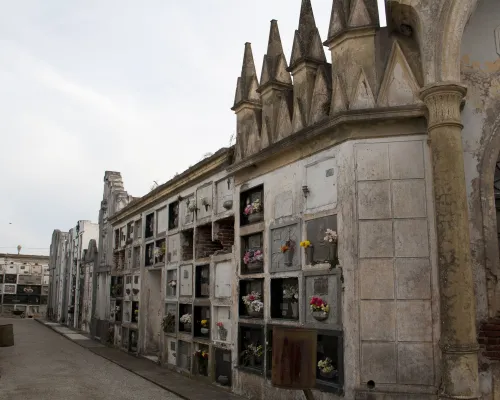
397 343 434 385
392 180 427 218
396 258 431 300
361 342 397 383
394 219 429 257
357 181 392 219
397 301 433 341
359 220 393 258
360 300 395 340
304 274 340 326
360 259 394 299
389 141 425 180
355 143 390 181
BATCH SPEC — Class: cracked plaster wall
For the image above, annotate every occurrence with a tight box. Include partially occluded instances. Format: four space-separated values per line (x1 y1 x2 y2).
459 0 500 398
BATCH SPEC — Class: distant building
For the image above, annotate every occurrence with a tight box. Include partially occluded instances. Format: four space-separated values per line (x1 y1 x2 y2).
0 253 50 317
48 220 99 331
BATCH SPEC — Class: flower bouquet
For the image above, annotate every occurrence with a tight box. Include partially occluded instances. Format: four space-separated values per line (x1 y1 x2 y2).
241 344 263 367
180 313 192 332
244 198 263 223
310 296 330 321
243 249 263 271
200 319 210 335
242 291 264 318
216 322 228 341
318 357 338 379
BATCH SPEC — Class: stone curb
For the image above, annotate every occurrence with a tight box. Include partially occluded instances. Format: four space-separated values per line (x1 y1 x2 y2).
34 319 192 400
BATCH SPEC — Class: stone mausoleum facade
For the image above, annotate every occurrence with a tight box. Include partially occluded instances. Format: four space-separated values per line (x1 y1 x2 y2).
48 0 500 398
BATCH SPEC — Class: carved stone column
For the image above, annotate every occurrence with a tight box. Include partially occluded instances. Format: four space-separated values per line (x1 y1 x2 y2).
420 82 480 399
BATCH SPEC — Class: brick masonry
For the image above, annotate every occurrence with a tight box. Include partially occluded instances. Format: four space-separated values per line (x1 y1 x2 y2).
479 319 500 360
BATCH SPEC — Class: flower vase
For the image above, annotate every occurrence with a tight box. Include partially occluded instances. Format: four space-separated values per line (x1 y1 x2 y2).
320 370 336 379
184 323 192 332
247 260 263 272
329 242 339 267
201 328 209 336
218 328 228 341
312 310 328 321
248 355 255 367
290 301 298 319
306 246 314 264
284 249 294 266
247 307 263 318
247 212 263 223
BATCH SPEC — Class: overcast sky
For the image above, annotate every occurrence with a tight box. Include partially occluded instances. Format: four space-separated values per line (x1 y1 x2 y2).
0 1 386 256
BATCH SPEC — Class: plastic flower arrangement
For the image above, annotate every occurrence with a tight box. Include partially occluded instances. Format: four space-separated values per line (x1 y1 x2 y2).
168 280 177 287
216 322 224 329
242 291 264 313
243 249 263 265
201 319 208 328
310 296 330 313
194 350 209 360
324 229 338 243
283 284 299 301
280 239 295 253
318 357 335 374
300 240 311 248
244 199 262 216
180 313 192 324
246 344 263 357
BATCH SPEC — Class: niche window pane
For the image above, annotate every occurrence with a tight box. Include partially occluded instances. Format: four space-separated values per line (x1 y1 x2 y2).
241 233 264 275
194 343 210 377
145 242 154 267
127 222 134 242
154 238 166 265
240 185 264 226
134 220 142 239
5 274 17 284
114 230 120 249
238 325 264 373
215 349 232 386
157 207 168 235
169 201 179 230
270 278 299 320
177 341 191 371
166 269 177 297
239 279 264 319
316 332 344 393
195 265 210 298
164 303 177 334
129 329 138 353
122 327 129 350
194 306 211 339
131 301 139 323
179 304 193 334
305 215 338 265
145 213 155 239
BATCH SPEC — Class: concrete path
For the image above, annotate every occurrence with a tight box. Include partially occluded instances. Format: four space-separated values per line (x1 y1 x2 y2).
0 318 181 400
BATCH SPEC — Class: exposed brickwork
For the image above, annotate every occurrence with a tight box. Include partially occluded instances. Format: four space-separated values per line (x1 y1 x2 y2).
181 230 194 261
479 318 500 360
214 217 235 253
196 225 223 259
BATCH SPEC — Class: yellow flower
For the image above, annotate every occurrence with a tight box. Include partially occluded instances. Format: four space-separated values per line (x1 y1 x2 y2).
300 240 311 248
201 319 208 327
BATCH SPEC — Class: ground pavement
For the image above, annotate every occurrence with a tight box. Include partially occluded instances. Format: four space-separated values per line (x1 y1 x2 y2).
0 318 182 400
0 318 242 400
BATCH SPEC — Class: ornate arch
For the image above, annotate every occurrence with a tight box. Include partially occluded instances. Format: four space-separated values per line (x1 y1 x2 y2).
436 0 480 82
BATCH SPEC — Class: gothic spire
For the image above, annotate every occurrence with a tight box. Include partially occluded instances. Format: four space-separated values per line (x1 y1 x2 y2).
289 0 327 70
232 42 261 110
259 20 292 88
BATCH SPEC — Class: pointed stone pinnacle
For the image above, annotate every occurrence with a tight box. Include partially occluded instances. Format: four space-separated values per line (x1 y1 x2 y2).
289 0 327 70
260 20 292 87
232 43 261 109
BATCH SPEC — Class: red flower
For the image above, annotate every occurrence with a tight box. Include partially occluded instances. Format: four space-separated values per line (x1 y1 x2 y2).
249 295 255 301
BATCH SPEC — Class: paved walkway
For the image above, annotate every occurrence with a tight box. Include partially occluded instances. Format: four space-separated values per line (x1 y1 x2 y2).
0 318 181 400
34 319 243 400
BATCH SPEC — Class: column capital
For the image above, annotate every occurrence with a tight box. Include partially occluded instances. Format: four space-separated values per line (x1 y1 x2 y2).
419 82 467 131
